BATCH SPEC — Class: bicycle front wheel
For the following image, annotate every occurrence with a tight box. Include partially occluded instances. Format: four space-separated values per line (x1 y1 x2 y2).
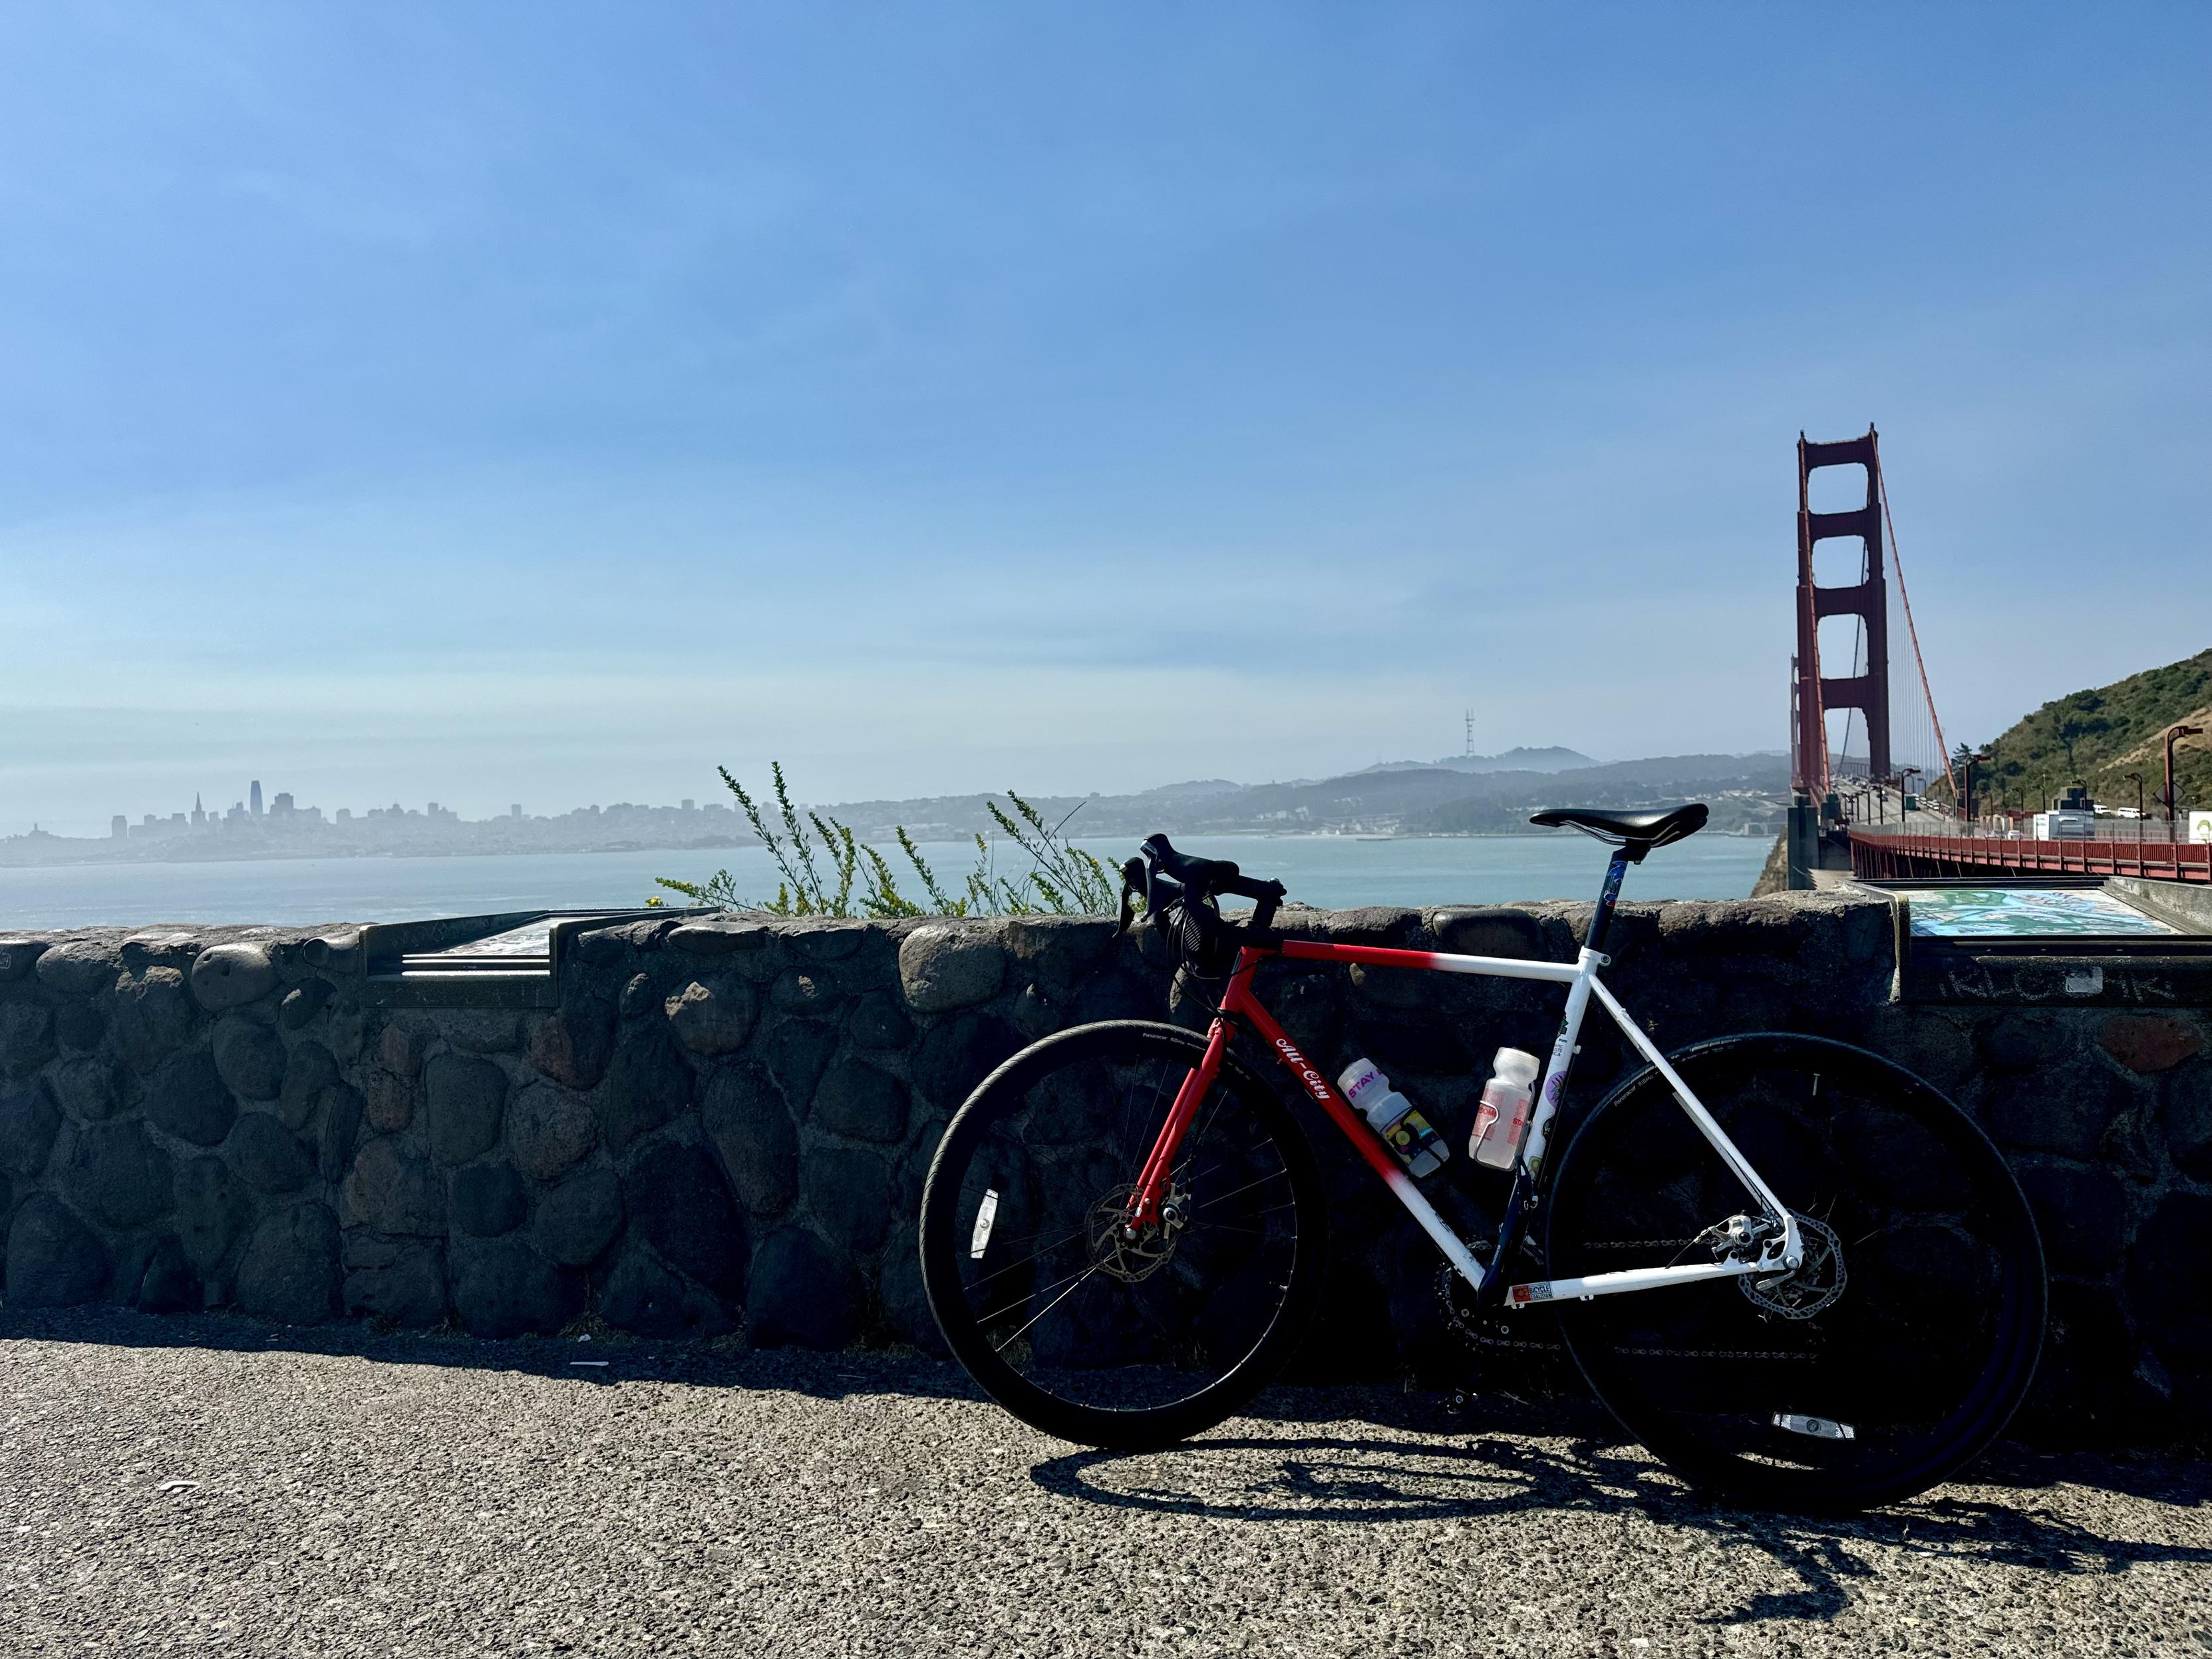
1545 1034 2044 1512
919 1020 1327 1449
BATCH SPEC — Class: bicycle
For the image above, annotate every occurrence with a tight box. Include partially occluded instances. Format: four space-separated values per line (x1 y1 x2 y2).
918 804 2046 1511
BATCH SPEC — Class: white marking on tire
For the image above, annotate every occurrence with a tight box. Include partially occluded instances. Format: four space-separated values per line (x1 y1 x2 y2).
970 1189 1001 1259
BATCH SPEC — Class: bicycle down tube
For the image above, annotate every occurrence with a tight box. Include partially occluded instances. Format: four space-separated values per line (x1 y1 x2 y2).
1128 919 1803 1309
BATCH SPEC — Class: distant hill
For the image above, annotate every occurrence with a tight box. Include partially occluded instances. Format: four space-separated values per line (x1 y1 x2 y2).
1411 753 1791 835
1353 746 1597 776
812 751 1788 843
1973 647 2212 815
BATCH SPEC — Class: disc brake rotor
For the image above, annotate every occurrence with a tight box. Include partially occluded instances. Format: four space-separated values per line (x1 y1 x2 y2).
1088 1183 1185 1283
1740 1213 1847 1320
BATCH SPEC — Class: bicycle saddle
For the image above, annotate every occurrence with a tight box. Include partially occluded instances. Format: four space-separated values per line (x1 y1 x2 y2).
1529 802 1709 849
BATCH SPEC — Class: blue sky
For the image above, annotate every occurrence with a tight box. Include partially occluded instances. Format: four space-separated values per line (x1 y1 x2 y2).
3 5 2207 833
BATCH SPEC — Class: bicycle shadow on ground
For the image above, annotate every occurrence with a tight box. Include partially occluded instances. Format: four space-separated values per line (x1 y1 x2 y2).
1028 1406 2212 1628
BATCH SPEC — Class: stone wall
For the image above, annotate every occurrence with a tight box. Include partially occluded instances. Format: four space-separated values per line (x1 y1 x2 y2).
2 897 2207 1443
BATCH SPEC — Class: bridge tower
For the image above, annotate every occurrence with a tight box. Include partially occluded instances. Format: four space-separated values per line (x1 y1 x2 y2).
1793 428 1891 798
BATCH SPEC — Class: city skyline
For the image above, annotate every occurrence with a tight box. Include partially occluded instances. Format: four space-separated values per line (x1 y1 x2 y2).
93 779 713 842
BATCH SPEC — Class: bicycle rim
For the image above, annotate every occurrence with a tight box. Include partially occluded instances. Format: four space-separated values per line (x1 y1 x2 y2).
919 1022 1325 1447
1545 1034 2044 1511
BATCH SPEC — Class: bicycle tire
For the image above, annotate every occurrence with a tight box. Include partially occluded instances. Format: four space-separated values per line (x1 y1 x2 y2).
1545 1033 2044 1512
919 1020 1329 1449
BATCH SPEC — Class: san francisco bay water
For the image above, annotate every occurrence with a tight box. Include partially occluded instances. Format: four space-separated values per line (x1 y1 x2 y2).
0 833 1774 931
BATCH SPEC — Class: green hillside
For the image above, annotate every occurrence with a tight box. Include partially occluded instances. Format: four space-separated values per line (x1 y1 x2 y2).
1969 646 2212 817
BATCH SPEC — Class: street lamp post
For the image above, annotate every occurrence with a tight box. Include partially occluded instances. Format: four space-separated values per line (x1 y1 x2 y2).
2165 724 2203 831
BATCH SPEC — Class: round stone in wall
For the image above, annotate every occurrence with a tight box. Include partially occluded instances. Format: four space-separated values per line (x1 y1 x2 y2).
532 1167 623 1267
0 1081 63 1176
5 1194 108 1307
110 967 195 1073
897 924 1005 1013
65 1118 174 1228
448 1236 578 1338
234 1204 341 1324
811 1062 909 1145
341 1235 448 1329
33 940 122 997
144 1050 237 1147
623 1140 745 1297
595 1028 691 1153
599 1245 732 1338
745 1227 858 1350
212 1016 287 1102
449 1162 527 1237
279 979 333 1030
173 1155 249 1274
54 1000 106 1053
0 1002 56 1082
227 1112 315 1195
507 1081 598 1182
0 939 48 981
47 1056 120 1122
803 1144 891 1253
341 1137 446 1236
665 979 758 1056
279 1040 340 1130
190 944 277 1012
702 1063 798 1217
424 1052 508 1165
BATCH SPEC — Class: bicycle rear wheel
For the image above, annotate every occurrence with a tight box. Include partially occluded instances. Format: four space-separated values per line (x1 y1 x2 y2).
919 1020 1327 1449
1545 1034 2044 1512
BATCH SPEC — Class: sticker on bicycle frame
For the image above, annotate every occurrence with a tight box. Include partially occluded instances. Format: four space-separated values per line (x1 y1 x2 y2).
969 1189 1000 1259
1772 1413 1854 1441
1509 1282 1552 1304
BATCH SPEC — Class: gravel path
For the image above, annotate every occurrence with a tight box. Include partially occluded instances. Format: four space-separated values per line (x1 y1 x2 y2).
3 1310 2209 1656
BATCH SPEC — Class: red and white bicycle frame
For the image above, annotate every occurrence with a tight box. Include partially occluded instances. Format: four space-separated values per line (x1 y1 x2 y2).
1130 934 1805 1308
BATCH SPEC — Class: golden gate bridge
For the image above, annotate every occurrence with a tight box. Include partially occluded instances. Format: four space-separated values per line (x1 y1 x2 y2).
1783 426 2210 889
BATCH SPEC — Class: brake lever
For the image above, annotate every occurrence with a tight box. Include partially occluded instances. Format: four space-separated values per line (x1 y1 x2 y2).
1114 858 1146 937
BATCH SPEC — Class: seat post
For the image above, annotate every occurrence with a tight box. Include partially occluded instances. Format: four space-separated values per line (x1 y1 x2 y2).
1586 848 1635 956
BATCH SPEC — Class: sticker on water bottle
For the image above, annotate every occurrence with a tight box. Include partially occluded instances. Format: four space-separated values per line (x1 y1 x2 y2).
1388 1109 1447 1171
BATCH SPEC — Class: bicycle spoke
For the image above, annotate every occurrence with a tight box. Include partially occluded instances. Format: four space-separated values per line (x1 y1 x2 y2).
991 1262 1108 1354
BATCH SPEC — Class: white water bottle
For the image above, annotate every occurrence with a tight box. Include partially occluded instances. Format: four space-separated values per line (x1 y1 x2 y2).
1338 1058 1450 1178
1471 1047 1541 1169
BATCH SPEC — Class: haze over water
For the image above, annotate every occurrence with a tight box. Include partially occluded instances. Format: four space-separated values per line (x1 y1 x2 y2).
0 835 1772 931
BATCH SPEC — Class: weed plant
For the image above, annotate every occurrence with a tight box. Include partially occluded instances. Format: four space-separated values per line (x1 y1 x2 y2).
656 763 1120 918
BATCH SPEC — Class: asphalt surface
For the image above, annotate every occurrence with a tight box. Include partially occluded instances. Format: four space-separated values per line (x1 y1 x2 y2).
3 1311 2209 1657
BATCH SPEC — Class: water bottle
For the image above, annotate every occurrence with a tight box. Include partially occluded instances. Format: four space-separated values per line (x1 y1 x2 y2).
1470 1047 1541 1169
1337 1058 1450 1178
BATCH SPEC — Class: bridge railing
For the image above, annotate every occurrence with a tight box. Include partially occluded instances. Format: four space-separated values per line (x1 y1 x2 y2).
1847 824 2212 885
1848 814 2206 845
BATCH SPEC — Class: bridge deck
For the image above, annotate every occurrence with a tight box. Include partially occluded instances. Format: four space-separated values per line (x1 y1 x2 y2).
1851 830 2212 885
